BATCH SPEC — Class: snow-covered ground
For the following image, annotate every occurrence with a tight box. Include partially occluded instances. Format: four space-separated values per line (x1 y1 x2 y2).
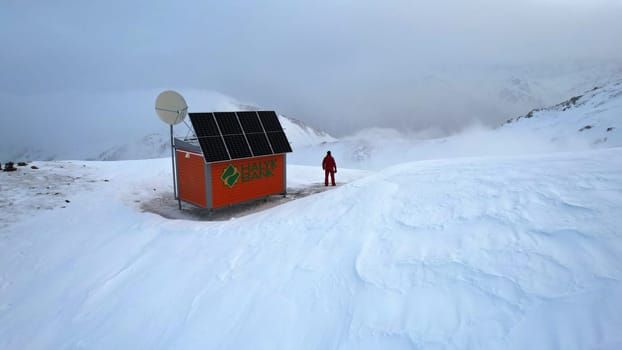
2 80 622 349
1 145 622 349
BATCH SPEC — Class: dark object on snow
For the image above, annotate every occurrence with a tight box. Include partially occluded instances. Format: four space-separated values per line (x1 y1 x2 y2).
559 95 582 111
0 162 2 170
65 200 70 203
3 162 17 172
578 125 593 132
17 162 28 166
607 127 615 132
568 95 581 105
31 165 39 169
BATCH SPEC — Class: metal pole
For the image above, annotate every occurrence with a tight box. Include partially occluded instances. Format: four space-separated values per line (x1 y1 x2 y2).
170 124 181 209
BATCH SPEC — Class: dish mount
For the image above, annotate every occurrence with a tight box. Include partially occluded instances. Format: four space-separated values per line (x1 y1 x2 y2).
155 90 188 209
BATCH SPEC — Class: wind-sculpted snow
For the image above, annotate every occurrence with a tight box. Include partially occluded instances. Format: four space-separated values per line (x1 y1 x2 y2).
1 148 622 349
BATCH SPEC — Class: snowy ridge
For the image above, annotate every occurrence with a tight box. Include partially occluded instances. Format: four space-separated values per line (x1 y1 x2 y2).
1 148 621 349
4 62 621 162
0 88 241 162
96 133 171 161
278 115 336 149
91 114 334 161
492 63 622 110
289 78 622 171
503 79 622 147
1 87 334 162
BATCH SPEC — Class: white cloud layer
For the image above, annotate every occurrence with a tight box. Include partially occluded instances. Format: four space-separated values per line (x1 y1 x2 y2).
1 0 621 140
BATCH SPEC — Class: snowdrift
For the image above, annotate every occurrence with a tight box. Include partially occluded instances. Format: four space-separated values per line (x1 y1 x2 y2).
1 147 622 349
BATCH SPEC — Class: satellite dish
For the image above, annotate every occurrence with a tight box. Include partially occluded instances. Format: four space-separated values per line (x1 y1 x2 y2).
155 90 188 125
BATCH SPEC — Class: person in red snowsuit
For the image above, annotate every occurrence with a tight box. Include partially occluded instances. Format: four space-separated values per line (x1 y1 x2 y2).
322 151 337 186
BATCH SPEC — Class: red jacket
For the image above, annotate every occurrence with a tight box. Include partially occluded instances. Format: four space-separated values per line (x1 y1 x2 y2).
322 155 336 172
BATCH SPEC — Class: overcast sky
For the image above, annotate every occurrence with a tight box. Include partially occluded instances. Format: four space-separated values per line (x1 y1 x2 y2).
1 0 622 142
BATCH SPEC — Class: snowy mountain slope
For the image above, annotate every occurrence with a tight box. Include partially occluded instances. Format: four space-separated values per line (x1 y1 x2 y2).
375 62 622 132
0 89 240 162
290 123 597 171
92 114 333 161
278 115 336 149
1 89 334 162
490 62 622 111
3 61 620 163
503 79 622 147
1 147 622 349
291 78 622 171
95 132 172 161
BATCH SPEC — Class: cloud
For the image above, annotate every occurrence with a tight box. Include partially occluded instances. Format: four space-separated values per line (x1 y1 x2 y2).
1 0 621 143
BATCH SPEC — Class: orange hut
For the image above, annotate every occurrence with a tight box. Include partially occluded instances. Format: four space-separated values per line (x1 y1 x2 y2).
174 111 292 209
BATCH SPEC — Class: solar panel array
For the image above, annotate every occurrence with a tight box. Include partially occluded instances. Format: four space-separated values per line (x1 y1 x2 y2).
188 111 293 163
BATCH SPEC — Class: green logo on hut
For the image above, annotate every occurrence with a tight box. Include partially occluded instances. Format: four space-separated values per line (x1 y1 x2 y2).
221 164 240 188
221 159 277 188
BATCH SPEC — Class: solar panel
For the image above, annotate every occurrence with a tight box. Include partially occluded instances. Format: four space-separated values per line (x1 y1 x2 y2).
188 111 291 163
237 111 263 133
197 136 230 162
223 134 252 159
246 133 273 156
214 112 243 135
189 113 220 137
267 131 293 153
258 111 283 132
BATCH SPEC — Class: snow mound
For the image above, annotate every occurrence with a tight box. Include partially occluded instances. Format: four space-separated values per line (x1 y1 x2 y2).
1 148 622 349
